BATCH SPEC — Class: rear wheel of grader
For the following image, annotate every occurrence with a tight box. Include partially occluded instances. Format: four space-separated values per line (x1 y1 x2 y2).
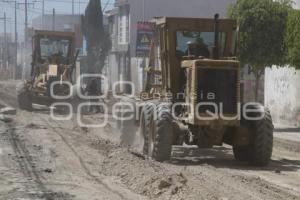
233 146 249 162
147 103 173 162
248 109 273 166
118 98 138 146
16 82 32 111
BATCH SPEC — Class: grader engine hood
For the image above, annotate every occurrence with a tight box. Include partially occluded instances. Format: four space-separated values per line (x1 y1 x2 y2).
182 59 240 126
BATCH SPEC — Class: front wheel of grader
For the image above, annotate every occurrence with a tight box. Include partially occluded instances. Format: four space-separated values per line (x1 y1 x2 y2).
146 103 173 162
233 106 274 166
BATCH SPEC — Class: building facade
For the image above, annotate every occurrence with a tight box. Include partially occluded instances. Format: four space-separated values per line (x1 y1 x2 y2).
106 0 236 93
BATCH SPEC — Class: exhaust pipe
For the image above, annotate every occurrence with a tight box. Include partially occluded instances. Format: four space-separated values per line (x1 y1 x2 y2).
213 13 220 59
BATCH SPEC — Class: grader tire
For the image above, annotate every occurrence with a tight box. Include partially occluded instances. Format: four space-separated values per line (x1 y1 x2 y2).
119 98 137 146
148 103 173 162
248 110 274 166
140 102 157 155
16 82 32 111
234 106 273 167
233 146 249 162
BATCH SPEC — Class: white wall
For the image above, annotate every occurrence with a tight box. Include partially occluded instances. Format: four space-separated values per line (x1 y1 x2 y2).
265 66 300 126
294 0 300 9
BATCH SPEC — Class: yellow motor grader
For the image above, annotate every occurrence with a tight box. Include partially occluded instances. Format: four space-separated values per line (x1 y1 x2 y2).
17 30 79 110
119 15 273 166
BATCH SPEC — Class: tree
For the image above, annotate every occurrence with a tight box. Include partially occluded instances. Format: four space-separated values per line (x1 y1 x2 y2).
227 0 292 102
82 0 111 74
286 9 300 69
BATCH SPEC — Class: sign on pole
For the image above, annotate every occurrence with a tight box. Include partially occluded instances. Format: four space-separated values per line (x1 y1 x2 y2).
136 22 155 57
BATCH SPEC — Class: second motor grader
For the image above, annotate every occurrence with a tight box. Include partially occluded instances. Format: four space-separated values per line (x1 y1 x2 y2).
17 30 79 110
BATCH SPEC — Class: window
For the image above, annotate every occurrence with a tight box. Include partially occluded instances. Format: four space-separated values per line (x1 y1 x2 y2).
176 31 226 58
40 38 70 58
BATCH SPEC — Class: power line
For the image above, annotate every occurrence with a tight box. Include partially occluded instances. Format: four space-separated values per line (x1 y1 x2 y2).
0 1 41 14
0 0 114 30
45 0 89 4
0 0 56 14
0 19 24 26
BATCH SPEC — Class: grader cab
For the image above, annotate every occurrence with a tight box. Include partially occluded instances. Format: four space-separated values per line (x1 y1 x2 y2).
138 15 274 166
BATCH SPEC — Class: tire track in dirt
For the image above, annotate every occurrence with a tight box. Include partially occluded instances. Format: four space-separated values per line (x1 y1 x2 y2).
41 117 129 200
1 81 298 200
274 137 300 153
5 122 72 200
0 81 139 199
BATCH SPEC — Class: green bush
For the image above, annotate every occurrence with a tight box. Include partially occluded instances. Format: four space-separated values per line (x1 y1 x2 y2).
286 10 300 69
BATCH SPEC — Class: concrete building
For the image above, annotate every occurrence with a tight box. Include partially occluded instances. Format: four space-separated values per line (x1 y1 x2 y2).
106 0 236 93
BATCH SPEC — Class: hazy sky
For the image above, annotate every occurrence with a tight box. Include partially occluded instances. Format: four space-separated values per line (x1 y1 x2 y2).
0 0 300 40
0 0 114 39
295 0 300 8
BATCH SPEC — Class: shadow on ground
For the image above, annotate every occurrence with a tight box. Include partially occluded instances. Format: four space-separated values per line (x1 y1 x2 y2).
275 128 300 132
170 146 300 172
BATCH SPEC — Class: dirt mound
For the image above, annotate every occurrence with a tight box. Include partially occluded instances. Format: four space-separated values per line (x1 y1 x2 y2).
100 148 189 199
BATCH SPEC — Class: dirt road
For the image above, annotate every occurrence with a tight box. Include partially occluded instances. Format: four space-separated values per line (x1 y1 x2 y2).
0 81 299 200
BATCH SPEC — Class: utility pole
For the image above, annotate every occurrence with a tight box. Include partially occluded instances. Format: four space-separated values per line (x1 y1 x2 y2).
16 0 36 80
42 0 45 29
0 13 7 69
142 0 145 22
4 13 6 55
15 1 17 51
25 0 28 45
2 0 18 41
142 0 146 89
4 12 7 70
79 0 81 15
52 8 55 31
16 0 34 44
72 0 74 15
15 1 18 79
0 12 11 70
17 0 35 44
1 0 18 78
